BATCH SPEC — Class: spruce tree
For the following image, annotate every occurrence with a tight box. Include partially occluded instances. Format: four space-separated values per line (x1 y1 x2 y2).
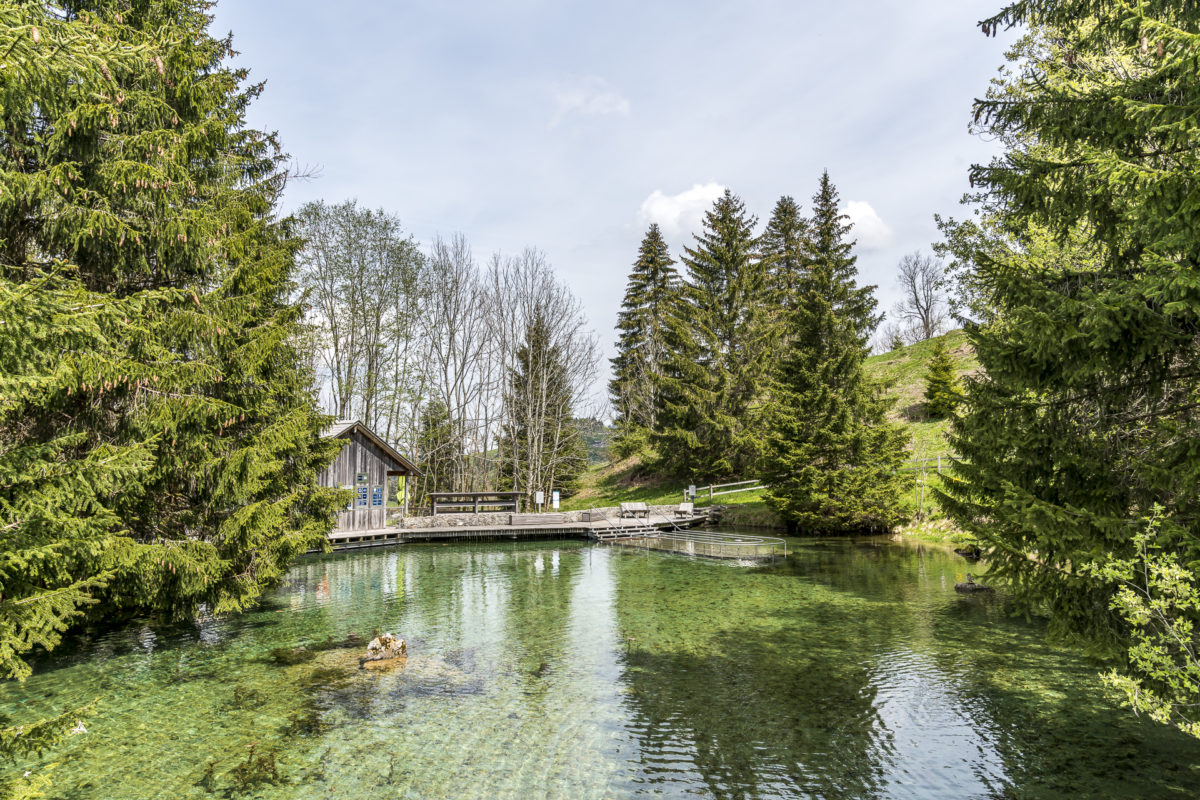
652 189 769 480
760 195 810 313
0 0 342 693
501 314 588 503
609 224 679 458
0 9 161 786
923 338 962 419
412 400 459 510
648 287 706 473
762 173 909 533
939 3 1200 653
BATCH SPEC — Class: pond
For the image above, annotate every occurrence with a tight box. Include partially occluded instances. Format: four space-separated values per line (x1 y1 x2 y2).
5 536 1200 799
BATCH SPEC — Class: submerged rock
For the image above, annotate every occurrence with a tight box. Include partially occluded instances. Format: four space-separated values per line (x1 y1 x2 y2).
270 646 316 666
301 665 354 690
954 545 983 561
270 634 363 666
386 654 483 696
361 633 407 669
954 574 994 594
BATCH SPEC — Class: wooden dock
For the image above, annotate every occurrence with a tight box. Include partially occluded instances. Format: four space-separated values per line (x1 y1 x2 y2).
323 510 713 551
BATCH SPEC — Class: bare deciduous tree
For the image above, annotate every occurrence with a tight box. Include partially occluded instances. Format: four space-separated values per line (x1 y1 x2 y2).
893 251 948 343
297 210 601 509
488 250 600 501
295 200 424 424
420 234 493 492
872 321 908 354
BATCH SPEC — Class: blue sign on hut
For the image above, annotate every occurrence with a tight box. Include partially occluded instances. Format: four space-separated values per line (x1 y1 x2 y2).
318 420 422 533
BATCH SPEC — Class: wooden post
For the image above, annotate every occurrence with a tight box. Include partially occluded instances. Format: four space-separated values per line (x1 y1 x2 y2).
937 456 942 474
709 485 713 501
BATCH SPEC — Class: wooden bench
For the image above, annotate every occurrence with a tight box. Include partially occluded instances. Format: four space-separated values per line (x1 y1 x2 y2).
619 502 650 519
675 502 694 518
511 513 565 526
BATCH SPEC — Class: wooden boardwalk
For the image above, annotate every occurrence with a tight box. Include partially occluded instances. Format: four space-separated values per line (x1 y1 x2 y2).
323 511 712 551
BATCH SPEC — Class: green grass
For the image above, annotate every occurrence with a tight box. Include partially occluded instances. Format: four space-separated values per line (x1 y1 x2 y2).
561 461 783 529
561 458 769 511
865 329 977 457
868 332 978 537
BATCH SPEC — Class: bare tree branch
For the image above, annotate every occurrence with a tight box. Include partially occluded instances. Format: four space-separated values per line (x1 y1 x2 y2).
892 250 949 343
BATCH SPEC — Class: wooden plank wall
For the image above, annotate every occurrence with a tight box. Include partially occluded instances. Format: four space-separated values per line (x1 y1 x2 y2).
317 432 400 532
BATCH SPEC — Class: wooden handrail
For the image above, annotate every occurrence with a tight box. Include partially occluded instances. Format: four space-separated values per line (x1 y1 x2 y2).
687 479 765 502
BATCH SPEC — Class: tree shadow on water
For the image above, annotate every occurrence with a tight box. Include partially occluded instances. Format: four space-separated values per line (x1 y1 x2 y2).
607 541 1200 800
615 601 897 800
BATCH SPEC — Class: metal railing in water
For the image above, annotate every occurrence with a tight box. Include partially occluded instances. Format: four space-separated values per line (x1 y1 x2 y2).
607 528 788 561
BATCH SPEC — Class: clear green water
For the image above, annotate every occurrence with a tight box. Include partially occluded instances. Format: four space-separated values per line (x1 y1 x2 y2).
5 536 1200 799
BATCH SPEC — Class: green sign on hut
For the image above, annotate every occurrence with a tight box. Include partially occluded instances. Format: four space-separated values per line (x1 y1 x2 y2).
318 420 422 533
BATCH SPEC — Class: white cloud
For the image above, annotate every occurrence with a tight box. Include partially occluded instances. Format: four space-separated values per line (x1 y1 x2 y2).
551 77 630 125
638 182 726 238
842 201 894 251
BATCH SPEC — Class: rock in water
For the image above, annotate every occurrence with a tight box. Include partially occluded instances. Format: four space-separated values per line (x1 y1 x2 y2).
361 633 407 669
954 545 983 561
954 574 994 594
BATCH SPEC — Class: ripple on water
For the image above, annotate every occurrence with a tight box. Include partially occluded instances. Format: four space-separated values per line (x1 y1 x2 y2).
3 537 1200 799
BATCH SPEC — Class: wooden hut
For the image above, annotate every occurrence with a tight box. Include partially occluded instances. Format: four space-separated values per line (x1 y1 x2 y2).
318 420 422 533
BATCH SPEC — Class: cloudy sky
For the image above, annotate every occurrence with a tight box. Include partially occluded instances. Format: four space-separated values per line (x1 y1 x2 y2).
212 0 1014 380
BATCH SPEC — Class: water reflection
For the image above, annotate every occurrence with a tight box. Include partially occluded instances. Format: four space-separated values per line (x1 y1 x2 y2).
2 538 1199 799
607 539 1199 799
612 550 897 798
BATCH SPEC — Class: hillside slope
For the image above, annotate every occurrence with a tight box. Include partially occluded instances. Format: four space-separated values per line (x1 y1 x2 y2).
865 328 977 456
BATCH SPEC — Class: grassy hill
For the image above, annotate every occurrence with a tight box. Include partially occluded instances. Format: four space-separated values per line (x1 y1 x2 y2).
866 328 977 456
567 329 977 530
562 457 766 506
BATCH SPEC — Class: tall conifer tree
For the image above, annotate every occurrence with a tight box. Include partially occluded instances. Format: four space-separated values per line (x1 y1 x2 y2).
501 314 588 501
411 400 460 512
760 195 810 314
762 173 908 533
940 4 1200 656
609 224 679 457
652 190 769 479
0 10 162 787
0 0 342 696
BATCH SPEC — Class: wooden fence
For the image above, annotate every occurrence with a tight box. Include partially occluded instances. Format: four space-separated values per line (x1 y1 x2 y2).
896 456 956 474
686 479 765 502
683 457 958 504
